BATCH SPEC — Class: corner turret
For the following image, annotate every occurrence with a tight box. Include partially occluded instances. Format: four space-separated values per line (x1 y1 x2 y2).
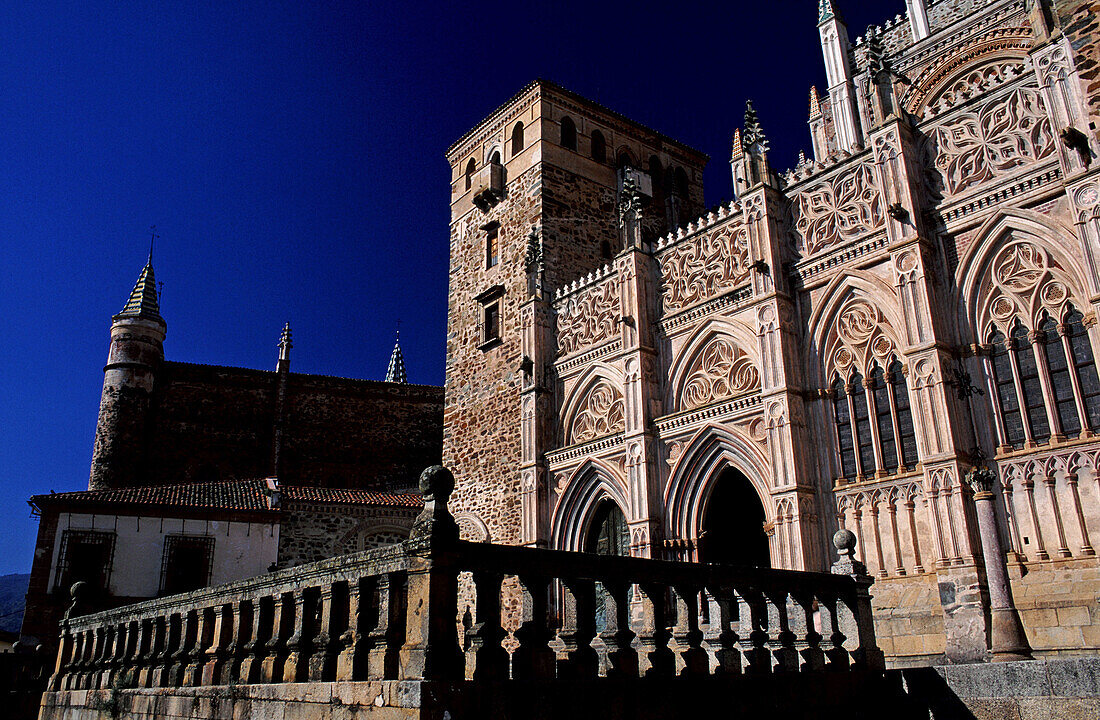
88 256 167 490
818 0 864 152
731 100 779 199
385 331 408 384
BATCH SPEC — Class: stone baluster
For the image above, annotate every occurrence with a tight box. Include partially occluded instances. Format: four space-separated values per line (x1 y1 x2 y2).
261 593 291 683
513 574 556 680
366 574 403 680
737 588 771 674
70 628 90 690
598 580 637 677
178 608 202 687
399 466 462 681
48 625 75 691
791 591 825 672
830 530 885 672
152 613 180 687
99 622 120 688
555 578 597 679
817 593 850 669
282 588 311 683
221 600 248 685
141 617 167 688
120 620 140 687
670 584 707 675
80 627 100 689
94 624 114 688
465 571 507 681
202 603 233 685
764 590 799 672
636 582 673 677
239 597 268 684
336 580 364 681
703 585 741 675
134 618 156 688
308 583 340 681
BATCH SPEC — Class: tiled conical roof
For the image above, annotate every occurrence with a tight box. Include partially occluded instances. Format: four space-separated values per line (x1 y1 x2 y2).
385 334 407 383
118 260 161 319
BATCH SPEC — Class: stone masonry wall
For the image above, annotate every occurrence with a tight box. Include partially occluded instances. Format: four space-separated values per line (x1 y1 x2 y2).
277 503 417 568
1054 0 1100 120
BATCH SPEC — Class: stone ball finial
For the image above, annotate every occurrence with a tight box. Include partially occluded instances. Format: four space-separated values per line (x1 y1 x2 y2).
833 528 857 553
70 580 88 601
419 465 455 503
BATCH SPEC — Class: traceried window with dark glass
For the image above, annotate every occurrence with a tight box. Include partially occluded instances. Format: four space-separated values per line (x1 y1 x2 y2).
871 366 899 473
160 535 215 596
850 372 875 477
832 375 857 478
54 530 116 595
1040 315 1079 437
889 360 918 467
511 121 524 156
1066 307 1100 430
989 329 1025 448
560 116 577 151
1012 323 1051 442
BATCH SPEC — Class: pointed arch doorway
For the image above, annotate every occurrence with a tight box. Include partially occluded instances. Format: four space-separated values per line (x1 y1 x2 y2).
698 467 771 567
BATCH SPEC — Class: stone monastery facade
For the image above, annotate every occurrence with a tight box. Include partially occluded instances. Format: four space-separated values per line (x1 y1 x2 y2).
443 0 1100 665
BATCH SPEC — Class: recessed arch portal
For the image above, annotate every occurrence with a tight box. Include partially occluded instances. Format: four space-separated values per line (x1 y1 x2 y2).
699 467 770 567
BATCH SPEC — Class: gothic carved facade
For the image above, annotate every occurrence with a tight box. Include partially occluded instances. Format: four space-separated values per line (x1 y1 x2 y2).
445 0 1100 666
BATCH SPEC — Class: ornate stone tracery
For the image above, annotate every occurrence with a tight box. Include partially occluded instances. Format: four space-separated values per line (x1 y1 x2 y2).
927 85 1056 197
660 223 751 312
567 379 625 444
680 336 760 411
793 162 884 256
556 278 619 356
825 295 901 380
977 237 1084 334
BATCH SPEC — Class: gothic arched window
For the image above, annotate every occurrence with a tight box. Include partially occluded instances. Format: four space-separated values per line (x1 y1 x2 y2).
465 158 476 191
832 375 857 479
1011 323 1051 443
988 329 1025 449
560 116 577 151
511 121 524 156
849 371 875 478
1040 314 1079 437
889 359 918 467
870 366 898 473
591 129 606 163
1066 306 1100 430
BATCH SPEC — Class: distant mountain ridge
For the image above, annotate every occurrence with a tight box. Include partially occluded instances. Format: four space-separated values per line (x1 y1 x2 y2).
0 573 30 634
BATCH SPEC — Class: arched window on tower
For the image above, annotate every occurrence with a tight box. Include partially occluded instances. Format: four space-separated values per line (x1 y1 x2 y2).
1066 306 1100 430
1040 314 1079 437
560 116 577 151
674 167 689 198
511 121 524 156
988 329 1025 449
489 150 501 166
591 129 606 163
465 158 476 191
832 375 857 479
1012 322 1051 443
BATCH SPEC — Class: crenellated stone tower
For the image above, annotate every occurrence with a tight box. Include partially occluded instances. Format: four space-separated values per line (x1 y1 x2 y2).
89 257 166 490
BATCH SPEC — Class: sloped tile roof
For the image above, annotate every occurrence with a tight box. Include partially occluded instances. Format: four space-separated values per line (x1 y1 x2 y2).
281 486 422 508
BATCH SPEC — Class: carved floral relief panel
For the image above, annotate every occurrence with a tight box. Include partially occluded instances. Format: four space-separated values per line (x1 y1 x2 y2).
568 379 625 444
680 337 760 411
793 162 885 256
927 85 1055 197
556 279 619 357
660 224 750 313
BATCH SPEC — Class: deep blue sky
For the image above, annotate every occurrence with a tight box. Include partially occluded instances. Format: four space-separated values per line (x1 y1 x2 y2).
0 0 888 575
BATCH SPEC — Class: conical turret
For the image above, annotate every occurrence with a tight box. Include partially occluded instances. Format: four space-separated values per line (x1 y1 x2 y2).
385 332 408 384
117 258 161 319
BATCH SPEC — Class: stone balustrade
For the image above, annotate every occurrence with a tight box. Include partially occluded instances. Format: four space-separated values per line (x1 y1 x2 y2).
47 467 883 694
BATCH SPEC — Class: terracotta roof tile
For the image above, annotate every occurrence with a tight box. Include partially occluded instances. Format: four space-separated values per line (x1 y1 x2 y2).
281 486 422 508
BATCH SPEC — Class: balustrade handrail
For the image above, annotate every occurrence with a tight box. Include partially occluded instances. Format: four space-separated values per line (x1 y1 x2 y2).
47 466 883 695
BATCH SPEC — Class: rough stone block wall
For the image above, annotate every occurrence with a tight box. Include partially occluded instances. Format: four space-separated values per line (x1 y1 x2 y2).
277 504 417 568
1010 558 1100 655
1054 0 1100 120
869 573 949 666
20 510 60 649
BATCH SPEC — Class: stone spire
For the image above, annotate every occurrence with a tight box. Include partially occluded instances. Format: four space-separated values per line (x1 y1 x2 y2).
277 323 292 373
118 259 161 319
742 100 770 153
385 331 408 384
818 0 838 23
809 86 822 120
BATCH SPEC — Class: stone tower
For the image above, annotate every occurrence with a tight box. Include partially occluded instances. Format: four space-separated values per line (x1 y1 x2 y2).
442 79 707 546
88 257 166 490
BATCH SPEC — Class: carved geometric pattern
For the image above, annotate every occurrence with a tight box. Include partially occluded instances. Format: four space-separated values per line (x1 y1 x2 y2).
928 86 1056 196
660 224 751 312
556 279 620 357
981 239 1080 333
681 337 760 410
827 296 898 379
793 162 884 255
568 379 625 444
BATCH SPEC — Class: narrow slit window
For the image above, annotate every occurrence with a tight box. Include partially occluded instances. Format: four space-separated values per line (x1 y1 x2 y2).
560 116 577 151
486 225 499 269
465 158 476 191
511 121 524 156
591 130 606 163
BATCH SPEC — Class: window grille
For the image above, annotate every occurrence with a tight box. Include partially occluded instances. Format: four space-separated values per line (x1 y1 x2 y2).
54 530 116 593
1040 316 1080 436
989 330 1025 448
871 366 898 473
832 376 857 479
1066 307 1100 430
159 535 215 596
1012 324 1051 442
850 372 875 477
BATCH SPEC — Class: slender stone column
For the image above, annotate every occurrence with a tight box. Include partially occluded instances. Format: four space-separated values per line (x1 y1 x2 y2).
966 467 1032 661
